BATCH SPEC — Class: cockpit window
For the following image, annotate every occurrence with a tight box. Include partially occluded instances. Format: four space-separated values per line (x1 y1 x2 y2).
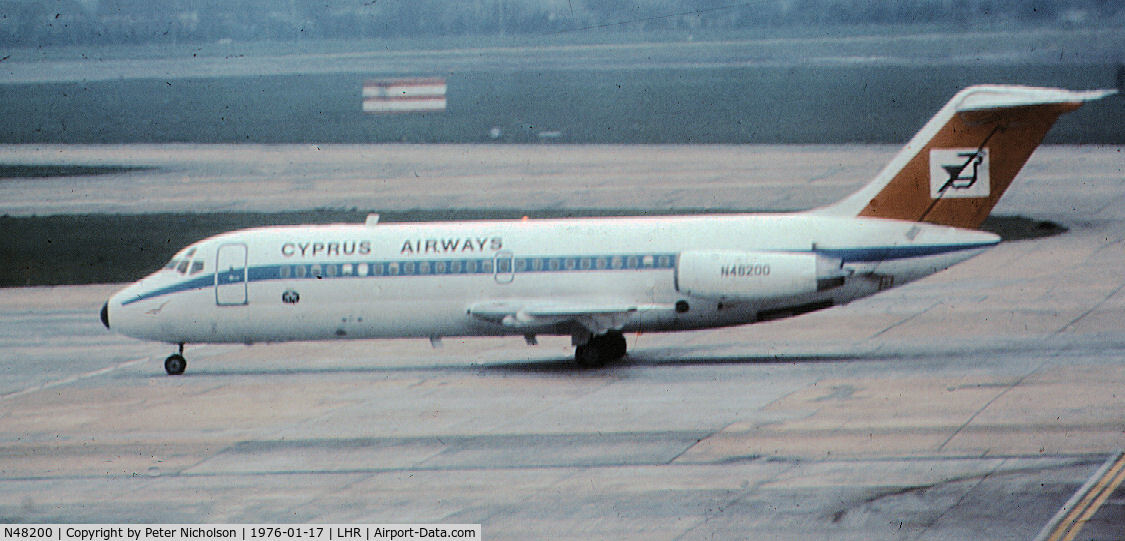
167 246 203 274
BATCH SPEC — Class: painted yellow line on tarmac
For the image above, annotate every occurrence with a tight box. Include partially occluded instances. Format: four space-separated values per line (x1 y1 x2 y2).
1043 451 1125 541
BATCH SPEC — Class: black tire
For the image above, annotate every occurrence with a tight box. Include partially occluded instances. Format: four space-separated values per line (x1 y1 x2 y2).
604 331 627 360
165 353 187 375
574 332 627 368
575 343 605 368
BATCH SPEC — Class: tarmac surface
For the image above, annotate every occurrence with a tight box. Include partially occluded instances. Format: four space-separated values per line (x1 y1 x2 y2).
4 28 1122 84
3 143 1120 216
2 144 1125 539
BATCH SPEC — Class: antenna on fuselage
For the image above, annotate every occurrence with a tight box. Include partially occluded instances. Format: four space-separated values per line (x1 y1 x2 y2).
365 213 381 226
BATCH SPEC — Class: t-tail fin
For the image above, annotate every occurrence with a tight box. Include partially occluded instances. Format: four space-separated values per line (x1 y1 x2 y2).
815 85 1115 229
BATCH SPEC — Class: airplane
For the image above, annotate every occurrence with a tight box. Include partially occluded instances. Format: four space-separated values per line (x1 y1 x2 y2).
100 85 1114 374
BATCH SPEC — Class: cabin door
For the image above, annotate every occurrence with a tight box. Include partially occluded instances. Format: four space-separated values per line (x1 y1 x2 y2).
215 243 249 306
494 251 515 284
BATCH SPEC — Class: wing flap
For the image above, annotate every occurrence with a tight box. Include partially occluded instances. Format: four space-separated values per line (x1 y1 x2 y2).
468 300 660 335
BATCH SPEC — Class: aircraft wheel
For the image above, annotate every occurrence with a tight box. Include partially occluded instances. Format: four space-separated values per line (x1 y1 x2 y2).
574 333 627 368
575 343 604 368
164 353 187 375
604 331 627 360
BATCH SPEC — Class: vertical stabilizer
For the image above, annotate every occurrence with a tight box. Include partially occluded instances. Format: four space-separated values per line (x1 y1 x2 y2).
815 85 1114 229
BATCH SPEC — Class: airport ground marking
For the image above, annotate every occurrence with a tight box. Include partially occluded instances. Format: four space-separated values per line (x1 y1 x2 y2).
1037 450 1125 541
868 301 939 339
0 356 149 402
936 361 1046 452
1055 279 1125 335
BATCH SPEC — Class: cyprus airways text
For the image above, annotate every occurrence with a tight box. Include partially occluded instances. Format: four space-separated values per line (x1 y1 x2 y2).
281 241 372 258
399 237 502 255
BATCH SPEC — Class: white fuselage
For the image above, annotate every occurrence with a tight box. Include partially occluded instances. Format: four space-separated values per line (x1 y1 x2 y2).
99 85 1113 370
105 213 997 345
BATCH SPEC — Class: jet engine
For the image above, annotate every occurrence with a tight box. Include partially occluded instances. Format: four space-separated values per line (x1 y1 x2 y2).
675 250 845 301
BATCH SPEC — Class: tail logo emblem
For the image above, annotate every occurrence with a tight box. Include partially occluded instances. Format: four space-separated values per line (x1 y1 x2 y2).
929 148 990 199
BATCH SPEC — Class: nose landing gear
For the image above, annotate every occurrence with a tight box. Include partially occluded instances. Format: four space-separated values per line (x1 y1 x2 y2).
165 343 187 375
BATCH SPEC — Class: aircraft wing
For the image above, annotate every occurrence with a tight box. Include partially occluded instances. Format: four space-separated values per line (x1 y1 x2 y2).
468 300 662 335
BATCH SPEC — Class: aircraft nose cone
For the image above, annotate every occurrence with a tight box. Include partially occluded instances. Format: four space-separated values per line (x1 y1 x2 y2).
100 301 110 329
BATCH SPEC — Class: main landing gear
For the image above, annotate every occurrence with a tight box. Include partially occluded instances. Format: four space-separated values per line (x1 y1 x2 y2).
164 343 187 375
574 331 627 368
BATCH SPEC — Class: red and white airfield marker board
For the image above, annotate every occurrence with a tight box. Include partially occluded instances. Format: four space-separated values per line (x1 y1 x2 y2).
362 78 447 113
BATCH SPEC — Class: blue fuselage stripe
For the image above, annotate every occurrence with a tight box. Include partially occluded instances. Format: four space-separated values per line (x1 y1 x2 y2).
816 243 989 262
120 243 991 306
